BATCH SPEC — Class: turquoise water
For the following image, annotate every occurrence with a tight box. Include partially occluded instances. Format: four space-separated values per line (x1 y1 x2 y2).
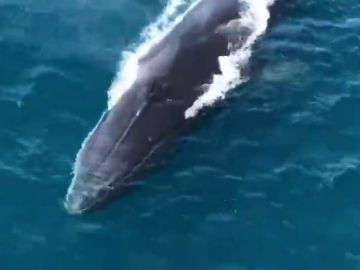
1 0 360 269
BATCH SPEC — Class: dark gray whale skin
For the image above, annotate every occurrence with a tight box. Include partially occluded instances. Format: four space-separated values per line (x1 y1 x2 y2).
65 0 244 214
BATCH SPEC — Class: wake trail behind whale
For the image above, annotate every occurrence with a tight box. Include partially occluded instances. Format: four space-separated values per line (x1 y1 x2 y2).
107 0 275 117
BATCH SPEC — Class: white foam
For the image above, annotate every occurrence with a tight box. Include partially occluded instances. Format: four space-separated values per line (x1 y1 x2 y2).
107 0 274 117
107 0 199 109
185 0 275 118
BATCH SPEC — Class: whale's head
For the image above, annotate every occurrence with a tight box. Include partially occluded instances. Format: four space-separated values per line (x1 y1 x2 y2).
65 168 115 215
64 89 148 215
64 111 134 215
64 161 134 215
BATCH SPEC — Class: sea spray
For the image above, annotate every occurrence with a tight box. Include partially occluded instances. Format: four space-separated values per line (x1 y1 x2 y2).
185 0 275 118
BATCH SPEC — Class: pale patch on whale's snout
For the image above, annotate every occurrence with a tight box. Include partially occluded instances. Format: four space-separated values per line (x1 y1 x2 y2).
64 170 113 215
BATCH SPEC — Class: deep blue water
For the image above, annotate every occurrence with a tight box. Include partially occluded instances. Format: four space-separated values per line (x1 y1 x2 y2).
1 0 360 269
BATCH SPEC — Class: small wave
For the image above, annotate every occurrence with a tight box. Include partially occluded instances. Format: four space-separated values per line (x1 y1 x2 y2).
0 83 34 107
261 60 309 83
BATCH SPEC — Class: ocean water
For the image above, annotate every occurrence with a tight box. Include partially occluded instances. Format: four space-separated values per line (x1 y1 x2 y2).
1 0 360 269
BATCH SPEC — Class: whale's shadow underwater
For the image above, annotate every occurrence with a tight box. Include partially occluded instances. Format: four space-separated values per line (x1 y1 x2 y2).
64 0 297 215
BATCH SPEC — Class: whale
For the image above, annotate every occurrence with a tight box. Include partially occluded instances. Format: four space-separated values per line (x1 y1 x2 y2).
65 0 274 214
